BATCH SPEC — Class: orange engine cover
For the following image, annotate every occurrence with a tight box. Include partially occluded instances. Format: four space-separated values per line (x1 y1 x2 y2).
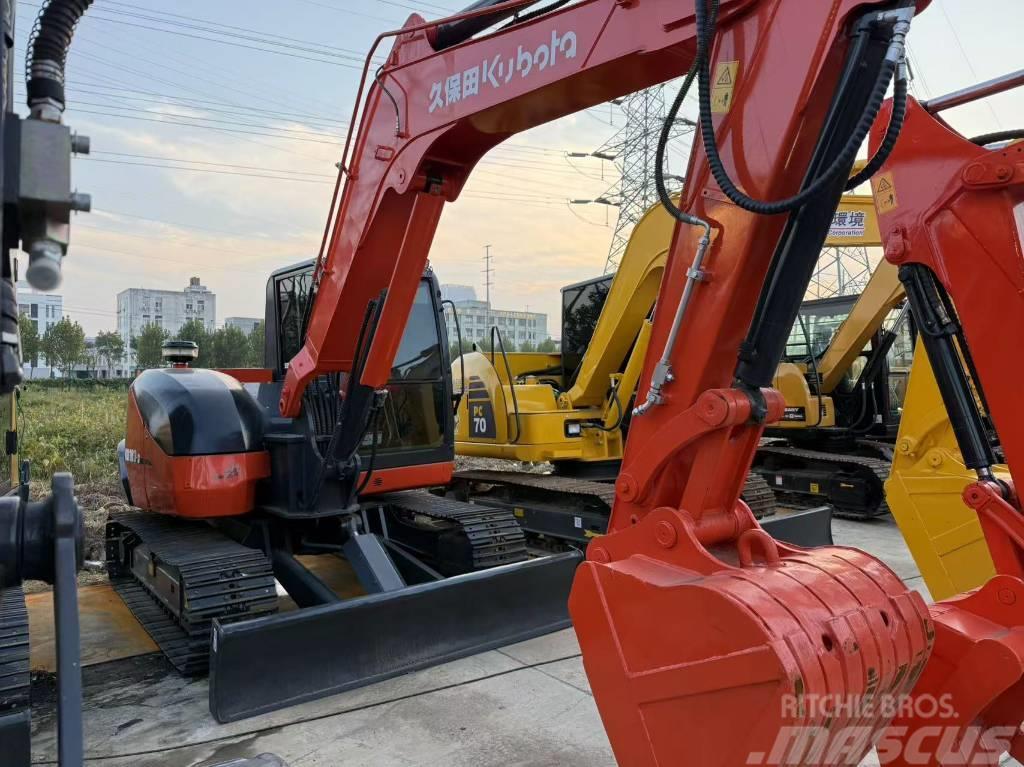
124 371 270 519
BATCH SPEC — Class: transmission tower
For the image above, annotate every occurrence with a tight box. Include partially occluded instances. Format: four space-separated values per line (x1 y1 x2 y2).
572 85 695 274
806 246 876 299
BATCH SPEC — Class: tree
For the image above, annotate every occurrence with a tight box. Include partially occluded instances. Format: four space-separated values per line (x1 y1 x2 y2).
41 317 86 378
518 339 537 353
537 338 558 353
246 321 265 367
18 314 39 373
94 331 125 377
135 323 169 370
176 318 213 367
210 326 249 368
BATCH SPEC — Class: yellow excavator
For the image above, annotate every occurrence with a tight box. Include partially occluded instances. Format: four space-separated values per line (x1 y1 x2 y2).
451 189 1002 599
449 195 884 546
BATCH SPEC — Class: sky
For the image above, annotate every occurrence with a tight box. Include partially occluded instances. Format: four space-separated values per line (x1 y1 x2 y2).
11 0 1024 338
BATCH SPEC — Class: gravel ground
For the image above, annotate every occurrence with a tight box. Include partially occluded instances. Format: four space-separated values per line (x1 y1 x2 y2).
23 480 129 594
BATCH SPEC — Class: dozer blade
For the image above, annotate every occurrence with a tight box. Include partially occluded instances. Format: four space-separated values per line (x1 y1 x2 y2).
760 505 833 547
208 550 582 723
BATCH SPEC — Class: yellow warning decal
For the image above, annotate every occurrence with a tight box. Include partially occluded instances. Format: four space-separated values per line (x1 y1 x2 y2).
809 482 820 495
874 172 898 213
711 61 739 114
513 507 525 518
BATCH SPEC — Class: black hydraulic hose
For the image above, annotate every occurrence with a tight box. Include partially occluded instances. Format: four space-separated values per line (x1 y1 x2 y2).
970 129 1024 146
846 74 909 190
355 405 383 496
653 0 718 227
694 0 901 216
591 382 624 433
25 0 93 114
432 0 540 51
499 0 571 29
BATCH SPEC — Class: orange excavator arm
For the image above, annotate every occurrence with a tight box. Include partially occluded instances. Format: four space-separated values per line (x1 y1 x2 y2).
276 1 952 764
866 81 1024 764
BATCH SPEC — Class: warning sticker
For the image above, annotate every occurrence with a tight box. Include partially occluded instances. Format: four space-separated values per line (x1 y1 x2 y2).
711 61 739 114
874 172 898 213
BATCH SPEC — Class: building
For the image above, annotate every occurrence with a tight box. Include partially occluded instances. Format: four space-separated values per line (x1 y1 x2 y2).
441 284 548 350
17 281 63 336
17 281 63 377
440 284 477 303
118 277 216 368
225 317 262 334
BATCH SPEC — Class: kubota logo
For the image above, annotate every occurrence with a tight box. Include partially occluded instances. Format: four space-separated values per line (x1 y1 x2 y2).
428 28 578 114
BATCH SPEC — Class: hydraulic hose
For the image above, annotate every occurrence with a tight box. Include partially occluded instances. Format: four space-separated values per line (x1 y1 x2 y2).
970 129 1024 146
653 0 718 229
694 0 909 215
25 0 93 119
846 72 909 189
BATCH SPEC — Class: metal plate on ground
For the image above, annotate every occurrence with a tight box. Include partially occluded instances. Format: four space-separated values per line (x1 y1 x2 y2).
209 551 582 723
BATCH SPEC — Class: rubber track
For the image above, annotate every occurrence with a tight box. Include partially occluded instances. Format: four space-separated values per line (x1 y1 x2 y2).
740 473 778 519
106 512 277 675
454 471 777 520
375 491 527 570
455 470 617 506
756 445 890 519
0 586 29 713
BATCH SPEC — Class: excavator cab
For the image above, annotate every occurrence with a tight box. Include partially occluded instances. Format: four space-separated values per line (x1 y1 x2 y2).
560 274 614 390
264 260 455 492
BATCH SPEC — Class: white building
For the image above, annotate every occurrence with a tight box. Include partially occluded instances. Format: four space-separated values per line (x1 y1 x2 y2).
440 284 477 303
17 281 63 335
118 277 216 368
225 317 262 334
440 286 548 350
17 281 63 377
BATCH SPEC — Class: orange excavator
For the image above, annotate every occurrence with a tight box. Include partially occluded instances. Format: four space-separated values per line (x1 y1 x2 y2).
112 0 1024 764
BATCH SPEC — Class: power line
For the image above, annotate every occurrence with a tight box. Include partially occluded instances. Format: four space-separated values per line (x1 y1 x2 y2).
289 0 404 25
79 157 337 183
91 151 334 177
52 98 344 138
69 108 344 145
62 41 346 150
93 207 312 240
100 0 379 61
17 1 367 70
43 83 350 129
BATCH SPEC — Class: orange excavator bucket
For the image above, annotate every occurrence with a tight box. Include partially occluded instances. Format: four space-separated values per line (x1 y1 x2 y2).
570 392 935 767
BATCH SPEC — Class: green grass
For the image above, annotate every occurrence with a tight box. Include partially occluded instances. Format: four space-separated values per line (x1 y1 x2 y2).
18 383 128 487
